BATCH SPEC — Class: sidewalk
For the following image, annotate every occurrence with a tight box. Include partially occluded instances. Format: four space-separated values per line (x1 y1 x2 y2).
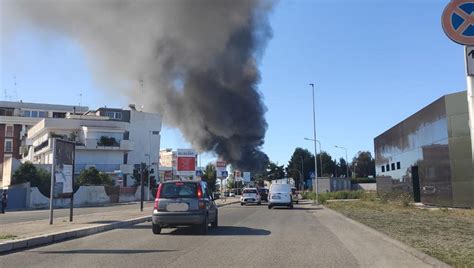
0 197 239 254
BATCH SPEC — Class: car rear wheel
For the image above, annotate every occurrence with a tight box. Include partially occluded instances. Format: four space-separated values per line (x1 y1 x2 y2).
152 223 161 235
240 202 244 206
289 203 294 209
197 216 208 235
268 205 272 209
211 211 218 228
257 202 261 205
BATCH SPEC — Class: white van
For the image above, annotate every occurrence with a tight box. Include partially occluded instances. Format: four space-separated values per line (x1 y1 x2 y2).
268 183 293 209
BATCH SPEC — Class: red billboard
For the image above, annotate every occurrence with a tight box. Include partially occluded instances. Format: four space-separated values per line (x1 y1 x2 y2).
177 157 196 172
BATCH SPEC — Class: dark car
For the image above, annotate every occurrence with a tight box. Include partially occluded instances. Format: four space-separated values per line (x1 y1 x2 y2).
152 180 218 235
258 188 269 202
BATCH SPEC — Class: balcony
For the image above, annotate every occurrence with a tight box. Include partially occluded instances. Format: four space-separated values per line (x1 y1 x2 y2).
75 164 121 174
76 138 133 151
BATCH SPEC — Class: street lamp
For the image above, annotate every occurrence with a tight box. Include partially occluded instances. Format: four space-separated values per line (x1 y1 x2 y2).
304 138 323 177
309 83 318 203
334 145 349 178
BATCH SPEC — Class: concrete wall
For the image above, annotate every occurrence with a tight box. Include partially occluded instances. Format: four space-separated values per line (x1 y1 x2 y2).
2 157 21 187
27 185 152 209
352 183 377 191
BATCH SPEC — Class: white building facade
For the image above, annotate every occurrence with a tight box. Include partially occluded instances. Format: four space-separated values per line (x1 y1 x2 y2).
19 105 161 187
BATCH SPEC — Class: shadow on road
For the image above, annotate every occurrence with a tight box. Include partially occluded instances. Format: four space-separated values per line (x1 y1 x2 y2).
35 249 176 254
161 226 271 236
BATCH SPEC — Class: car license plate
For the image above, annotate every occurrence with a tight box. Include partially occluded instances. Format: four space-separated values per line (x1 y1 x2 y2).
166 203 189 212
272 195 281 199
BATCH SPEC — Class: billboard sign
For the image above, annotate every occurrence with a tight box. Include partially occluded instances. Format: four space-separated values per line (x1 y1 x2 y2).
53 139 75 196
176 149 196 176
243 172 251 182
216 160 227 178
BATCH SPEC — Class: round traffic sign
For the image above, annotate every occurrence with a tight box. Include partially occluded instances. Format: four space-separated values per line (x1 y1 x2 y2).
442 0 474 45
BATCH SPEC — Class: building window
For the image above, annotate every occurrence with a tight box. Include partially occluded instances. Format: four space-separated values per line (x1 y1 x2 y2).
123 153 128 164
23 110 31 117
53 112 66 118
381 166 385 172
0 108 14 116
105 111 122 120
5 125 13 137
38 111 47 118
391 163 395 171
397 162 401 170
31 111 38 117
4 139 13 153
386 164 390 171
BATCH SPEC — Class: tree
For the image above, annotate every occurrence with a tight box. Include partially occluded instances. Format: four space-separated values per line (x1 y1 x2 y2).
226 177 235 189
336 158 351 178
13 161 51 196
351 151 375 178
77 167 113 186
201 163 217 192
286 148 314 189
317 151 336 177
265 161 285 181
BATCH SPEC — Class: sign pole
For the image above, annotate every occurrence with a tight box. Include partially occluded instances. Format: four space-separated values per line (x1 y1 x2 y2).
49 138 56 225
140 163 144 212
465 46 474 170
70 142 75 222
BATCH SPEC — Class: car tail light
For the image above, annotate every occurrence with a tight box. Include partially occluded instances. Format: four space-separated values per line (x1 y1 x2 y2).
197 183 203 199
154 183 162 210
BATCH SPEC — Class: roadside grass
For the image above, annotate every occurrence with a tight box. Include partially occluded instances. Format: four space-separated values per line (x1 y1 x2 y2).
326 200 474 267
0 234 17 240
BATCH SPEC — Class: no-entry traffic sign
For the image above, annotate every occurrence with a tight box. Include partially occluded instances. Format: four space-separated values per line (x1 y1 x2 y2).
442 0 474 45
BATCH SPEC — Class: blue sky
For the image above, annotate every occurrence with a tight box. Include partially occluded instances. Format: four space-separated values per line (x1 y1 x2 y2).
0 0 467 168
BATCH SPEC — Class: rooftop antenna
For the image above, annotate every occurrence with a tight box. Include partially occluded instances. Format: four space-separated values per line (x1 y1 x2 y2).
78 93 83 107
13 76 18 101
140 79 144 112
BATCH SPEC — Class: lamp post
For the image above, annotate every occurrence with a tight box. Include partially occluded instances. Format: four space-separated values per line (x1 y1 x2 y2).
309 83 318 203
304 138 323 177
335 145 349 178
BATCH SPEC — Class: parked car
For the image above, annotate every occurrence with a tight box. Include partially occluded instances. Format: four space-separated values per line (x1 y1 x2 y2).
229 191 235 197
258 188 269 202
268 184 293 209
213 192 221 200
240 188 261 205
224 191 230 197
152 181 218 235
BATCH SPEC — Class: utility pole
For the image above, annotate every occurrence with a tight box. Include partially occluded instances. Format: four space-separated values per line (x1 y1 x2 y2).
309 83 319 203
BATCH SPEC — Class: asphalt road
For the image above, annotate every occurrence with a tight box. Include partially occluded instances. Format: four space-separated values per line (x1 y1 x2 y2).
0 202 152 225
0 203 433 267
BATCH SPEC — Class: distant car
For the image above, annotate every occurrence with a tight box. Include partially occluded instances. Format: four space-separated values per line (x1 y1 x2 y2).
213 192 221 200
240 188 261 205
268 184 293 209
229 192 235 197
258 188 269 202
224 191 230 197
152 181 218 235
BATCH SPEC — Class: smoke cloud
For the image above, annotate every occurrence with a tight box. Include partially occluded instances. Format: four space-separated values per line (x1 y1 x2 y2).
2 0 273 172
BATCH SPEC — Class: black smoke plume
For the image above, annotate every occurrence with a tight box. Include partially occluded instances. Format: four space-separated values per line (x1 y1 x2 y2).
1 0 273 172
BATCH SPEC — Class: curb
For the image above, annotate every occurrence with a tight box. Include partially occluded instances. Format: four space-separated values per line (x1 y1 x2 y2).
0 215 151 255
322 206 451 268
0 201 239 254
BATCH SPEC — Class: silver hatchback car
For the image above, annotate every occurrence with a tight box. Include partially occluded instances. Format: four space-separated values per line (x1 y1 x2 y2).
152 180 218 235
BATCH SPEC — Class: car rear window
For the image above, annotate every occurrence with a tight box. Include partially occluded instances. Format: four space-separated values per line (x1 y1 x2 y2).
271 184 290 192
243 189 257 194
160 182 197 198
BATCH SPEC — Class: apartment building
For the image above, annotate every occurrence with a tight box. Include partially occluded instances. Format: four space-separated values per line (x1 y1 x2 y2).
0 101 88 184
1 101 161 187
